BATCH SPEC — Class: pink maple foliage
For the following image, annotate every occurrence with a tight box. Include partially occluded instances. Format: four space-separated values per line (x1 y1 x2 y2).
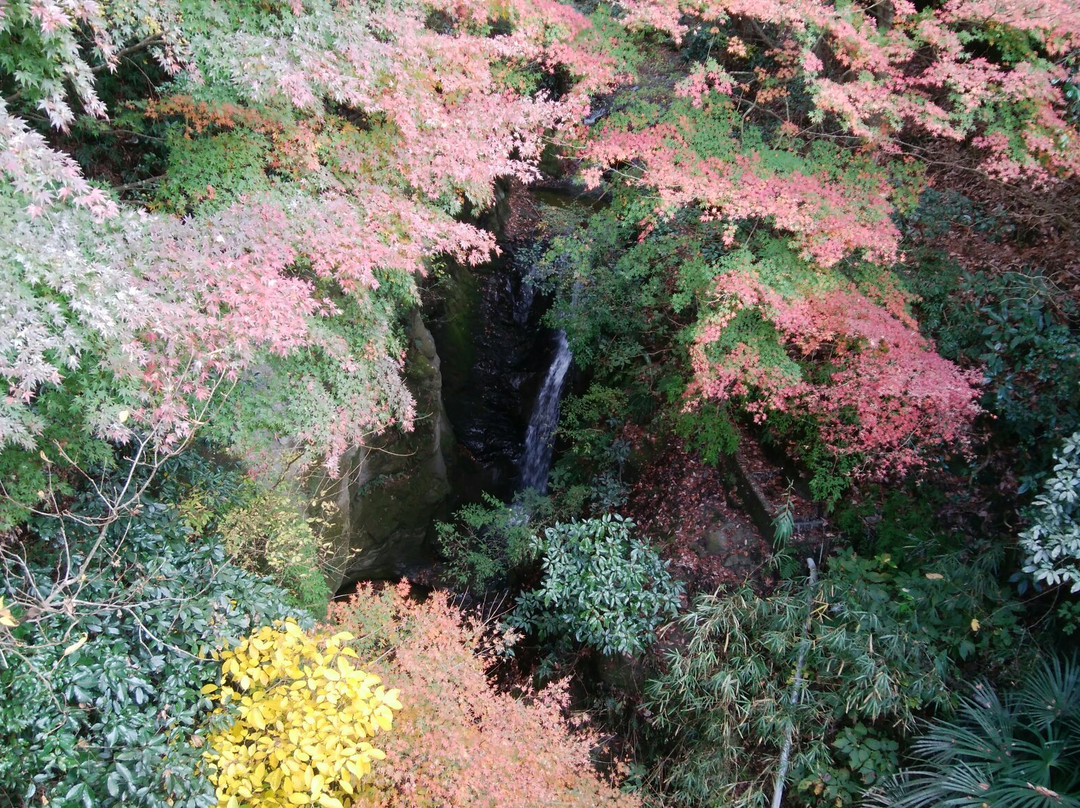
616 0 1080 185
686 267 983 477
0 103 119 219
200 0 616 208
327 583 640 808
2 0 622 471
582 120 900 267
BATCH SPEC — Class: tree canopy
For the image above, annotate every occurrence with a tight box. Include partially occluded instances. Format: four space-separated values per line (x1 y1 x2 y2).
3 0 1080 805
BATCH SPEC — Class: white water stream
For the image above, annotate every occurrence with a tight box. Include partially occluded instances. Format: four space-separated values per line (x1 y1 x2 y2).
519 330 573 492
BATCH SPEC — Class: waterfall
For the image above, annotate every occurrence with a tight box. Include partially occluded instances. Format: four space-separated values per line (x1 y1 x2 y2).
520 331 572 493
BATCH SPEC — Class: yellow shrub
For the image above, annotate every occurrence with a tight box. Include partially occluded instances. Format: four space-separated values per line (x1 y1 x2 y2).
203 621 401 808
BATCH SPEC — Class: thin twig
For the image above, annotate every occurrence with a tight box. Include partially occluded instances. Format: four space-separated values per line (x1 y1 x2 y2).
91 35 165 74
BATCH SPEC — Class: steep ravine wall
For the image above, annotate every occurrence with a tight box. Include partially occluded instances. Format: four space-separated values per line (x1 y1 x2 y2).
269 309 453 595
318 181 551 592
321 310 454 590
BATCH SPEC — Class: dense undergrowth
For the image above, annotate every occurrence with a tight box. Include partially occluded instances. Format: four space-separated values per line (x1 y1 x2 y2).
3 0 1080 805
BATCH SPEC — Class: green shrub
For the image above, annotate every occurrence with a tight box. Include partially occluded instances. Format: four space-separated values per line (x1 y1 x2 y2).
554 385 633 490
762 411 861 507
832 485 953 563
643 549 1025 808
1020 430 1080 594
217 488 333 618
0 497 304 807
434 491 550 593
537 201 662 377
165 455 334 618
673 402 739 467
904 258 1080 478
509 514 683 657
869 656 1080 808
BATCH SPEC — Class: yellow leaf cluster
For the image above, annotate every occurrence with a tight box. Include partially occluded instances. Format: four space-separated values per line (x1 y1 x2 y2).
0 596 17 628
203 620 401 808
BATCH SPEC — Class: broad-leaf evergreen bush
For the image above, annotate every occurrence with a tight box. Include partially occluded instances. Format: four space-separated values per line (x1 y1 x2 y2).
0 498 305 808
509 514 683 656
1021 431 1080 593
903 255 1080 479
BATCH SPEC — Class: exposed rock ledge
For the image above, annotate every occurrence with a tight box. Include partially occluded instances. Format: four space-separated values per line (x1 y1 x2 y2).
270 309 454 594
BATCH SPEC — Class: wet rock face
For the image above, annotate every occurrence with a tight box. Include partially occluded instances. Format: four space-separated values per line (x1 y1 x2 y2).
256 185 566 594
330 182 583 587
331 246 551 587
431 252 554 499
427 181 586 500
335 310 454 585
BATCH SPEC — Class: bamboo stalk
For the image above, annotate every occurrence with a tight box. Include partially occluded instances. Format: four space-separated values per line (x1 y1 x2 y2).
770 557 818 808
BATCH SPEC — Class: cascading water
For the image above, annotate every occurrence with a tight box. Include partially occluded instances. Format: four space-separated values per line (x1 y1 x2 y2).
520 330 573 493
430 184 589 502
